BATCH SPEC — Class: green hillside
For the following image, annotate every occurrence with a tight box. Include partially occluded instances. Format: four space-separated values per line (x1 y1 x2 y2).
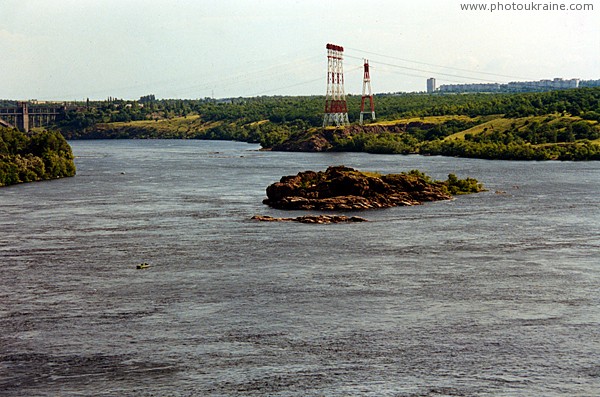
56 87 600 160
0 128 76 187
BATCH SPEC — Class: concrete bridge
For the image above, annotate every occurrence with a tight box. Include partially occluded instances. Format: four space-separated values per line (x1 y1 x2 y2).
0 102 66 132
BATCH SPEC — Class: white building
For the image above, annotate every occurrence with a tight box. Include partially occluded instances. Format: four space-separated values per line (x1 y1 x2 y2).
438 78 580 93
427 78 436 93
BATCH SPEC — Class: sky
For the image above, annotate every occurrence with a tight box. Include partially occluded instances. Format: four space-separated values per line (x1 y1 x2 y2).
1 0 599 100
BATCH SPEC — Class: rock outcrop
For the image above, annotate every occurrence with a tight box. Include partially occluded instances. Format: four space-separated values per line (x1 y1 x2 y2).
270 123 433 153
251 215 368 224
262 166 454 211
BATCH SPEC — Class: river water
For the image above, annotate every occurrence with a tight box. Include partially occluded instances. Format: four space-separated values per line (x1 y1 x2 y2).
1 139 599 396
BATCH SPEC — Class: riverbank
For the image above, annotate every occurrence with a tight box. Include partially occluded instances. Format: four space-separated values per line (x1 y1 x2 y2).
54 88 600 161
63 113 600 161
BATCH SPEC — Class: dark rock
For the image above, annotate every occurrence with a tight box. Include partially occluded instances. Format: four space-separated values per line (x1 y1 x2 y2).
251 215 368 224
262 166 453 211
272 133 333 152
271 123 433 153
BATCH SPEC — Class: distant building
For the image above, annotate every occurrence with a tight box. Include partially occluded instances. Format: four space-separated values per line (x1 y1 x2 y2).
580 79 600 88
438 78 580 93
427 78 436 93
438 83 502 93
506 78 579 91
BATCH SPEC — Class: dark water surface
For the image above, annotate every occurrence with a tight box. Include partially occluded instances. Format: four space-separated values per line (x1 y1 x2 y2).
1 139 599 396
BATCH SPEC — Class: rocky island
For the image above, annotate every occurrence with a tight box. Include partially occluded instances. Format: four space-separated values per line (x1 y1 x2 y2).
261 166 484 211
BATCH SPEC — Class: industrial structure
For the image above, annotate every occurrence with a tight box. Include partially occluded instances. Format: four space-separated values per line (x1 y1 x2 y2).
360 59 375 125
323 43 349 127
359 59 375 125
0 102 65 133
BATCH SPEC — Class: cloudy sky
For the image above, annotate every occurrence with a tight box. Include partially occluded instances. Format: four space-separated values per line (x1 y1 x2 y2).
1 0 598 100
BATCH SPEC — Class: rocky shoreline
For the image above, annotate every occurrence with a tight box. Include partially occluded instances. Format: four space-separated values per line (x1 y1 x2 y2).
271 125 411 153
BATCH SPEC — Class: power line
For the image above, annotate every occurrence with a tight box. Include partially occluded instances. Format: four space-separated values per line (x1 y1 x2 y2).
169 55 322 97
371 67 472 85
346 46 533 81
251 76 323 96
345 54 507 84
250 65 363 97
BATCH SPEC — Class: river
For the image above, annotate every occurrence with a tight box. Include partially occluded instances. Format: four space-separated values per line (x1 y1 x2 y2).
1 139 599 396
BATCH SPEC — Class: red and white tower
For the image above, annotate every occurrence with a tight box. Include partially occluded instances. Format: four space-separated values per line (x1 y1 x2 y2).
359 59 375 125
323 43 349 127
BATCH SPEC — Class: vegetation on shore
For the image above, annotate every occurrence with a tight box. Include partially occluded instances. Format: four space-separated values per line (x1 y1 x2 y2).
55 87 600 160
277 114 600 160
0 127 76 187
401 169 484 196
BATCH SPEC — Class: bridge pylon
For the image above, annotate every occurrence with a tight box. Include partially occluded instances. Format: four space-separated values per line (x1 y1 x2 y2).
16 102 30 132
0 101 65 132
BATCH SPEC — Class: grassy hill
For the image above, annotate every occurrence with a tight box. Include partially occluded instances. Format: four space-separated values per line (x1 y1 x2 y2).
273 113 599 160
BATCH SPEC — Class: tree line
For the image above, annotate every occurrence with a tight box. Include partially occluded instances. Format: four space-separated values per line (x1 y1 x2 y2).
56 88 600 130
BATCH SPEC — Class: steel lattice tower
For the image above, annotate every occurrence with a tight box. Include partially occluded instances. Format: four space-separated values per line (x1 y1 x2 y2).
323 43 349 127
359 59 375 125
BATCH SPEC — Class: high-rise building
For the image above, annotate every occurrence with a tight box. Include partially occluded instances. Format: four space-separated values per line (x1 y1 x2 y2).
427 78 436 94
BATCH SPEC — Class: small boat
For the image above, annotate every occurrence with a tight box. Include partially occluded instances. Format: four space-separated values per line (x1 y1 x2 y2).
136 263 150 269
